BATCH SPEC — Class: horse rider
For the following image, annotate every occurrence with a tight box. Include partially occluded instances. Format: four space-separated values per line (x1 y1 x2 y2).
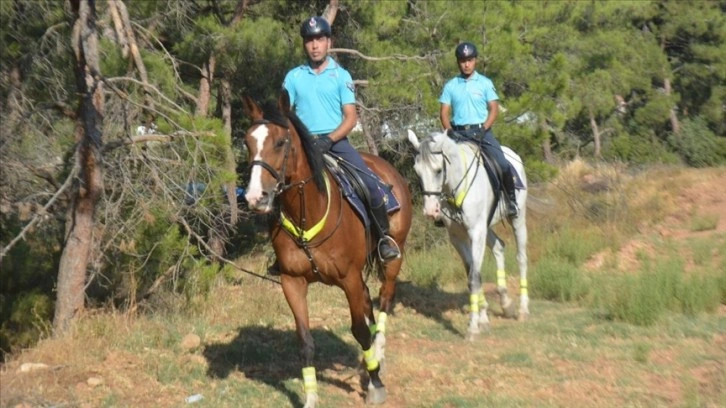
439 41 519 218
269 16 399 274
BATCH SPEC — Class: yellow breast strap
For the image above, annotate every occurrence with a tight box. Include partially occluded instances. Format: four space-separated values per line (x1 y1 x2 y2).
447 144 474 208
280 173 331 242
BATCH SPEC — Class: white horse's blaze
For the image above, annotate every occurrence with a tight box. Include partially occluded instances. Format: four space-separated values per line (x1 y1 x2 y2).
244 125 269 208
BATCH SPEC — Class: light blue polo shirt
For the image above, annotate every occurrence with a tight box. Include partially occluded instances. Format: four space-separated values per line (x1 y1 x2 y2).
439 71 499 126
283 56 356 134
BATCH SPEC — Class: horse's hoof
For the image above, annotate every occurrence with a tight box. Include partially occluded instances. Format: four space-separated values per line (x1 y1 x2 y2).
303 392 318 408
366 386 387 405
518 311 530 321
466 329 480 341
479 321 491 332
502 303 519 319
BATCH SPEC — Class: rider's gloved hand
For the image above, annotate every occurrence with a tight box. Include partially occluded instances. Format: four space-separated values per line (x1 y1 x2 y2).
313 136 333 152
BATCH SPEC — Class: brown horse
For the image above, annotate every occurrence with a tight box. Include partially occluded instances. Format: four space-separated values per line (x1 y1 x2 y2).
241 93 412 407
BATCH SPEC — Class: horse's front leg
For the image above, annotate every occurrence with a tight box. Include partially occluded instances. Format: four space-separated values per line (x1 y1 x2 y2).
451 232 486 340
511 212 530 320
281 275 318 408
342 274 386 405
373 256 403 368
467 231 489 340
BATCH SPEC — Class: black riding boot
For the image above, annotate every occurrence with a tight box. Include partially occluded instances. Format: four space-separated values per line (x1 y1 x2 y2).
370 203 401 262
502 167 519 218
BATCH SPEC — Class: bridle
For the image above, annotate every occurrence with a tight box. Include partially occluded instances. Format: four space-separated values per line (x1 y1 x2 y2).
420 140 481 208
247 119 294 195
246 117 344 254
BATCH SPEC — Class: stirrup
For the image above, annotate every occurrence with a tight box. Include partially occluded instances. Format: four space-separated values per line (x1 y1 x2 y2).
507 202 519 218
377 236 401 262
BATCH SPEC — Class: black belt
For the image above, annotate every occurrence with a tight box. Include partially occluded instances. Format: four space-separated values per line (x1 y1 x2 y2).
452 124 485 131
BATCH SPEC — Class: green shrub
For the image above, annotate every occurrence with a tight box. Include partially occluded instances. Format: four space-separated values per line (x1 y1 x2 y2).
530 257 589 302
668 117 726 168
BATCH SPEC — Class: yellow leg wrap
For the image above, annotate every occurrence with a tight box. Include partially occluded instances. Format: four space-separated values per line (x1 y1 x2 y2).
302 366 317 394
520 278 528 296
497 269 506 288
470 293 480 313
369 323 377 335
377 312 387 334
478 288 488 308
363 347 379 371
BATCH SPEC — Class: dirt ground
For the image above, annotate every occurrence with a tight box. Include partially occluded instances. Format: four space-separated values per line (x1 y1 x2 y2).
1 167 725 407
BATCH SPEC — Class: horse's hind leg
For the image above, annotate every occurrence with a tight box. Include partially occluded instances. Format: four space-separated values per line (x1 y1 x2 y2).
281 275 318 408
343 274 386 405
488 230 517 319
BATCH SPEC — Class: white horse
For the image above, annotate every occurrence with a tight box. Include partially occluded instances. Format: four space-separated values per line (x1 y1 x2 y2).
407 129 529 340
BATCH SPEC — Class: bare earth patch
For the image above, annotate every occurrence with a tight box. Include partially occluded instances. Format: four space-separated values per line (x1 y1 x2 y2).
1 167 725 407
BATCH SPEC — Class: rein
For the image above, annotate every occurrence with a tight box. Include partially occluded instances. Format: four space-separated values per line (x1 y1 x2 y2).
248 117 345 274
424 141 481 209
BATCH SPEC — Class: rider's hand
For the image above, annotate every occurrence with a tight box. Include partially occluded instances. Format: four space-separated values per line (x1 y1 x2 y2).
313 136 333 152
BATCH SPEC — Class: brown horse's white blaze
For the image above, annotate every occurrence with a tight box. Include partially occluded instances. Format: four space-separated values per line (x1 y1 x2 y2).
244 125 272 211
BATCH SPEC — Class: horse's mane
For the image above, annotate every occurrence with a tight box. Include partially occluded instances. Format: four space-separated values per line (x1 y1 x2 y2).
285 110 327 192
418 132 444 166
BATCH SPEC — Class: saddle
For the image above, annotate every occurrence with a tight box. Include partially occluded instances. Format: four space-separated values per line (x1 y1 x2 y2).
448 130 525 193
321 153 400 229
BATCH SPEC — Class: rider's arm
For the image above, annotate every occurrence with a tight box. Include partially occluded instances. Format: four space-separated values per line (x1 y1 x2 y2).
484 100 499 131
440 103 453 130
328 103 358 142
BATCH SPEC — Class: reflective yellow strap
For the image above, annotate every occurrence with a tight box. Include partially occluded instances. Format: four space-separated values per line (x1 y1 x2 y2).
363 348 379 371
520 278 528 296
469 293 479 313
280 174 332 241
302 366 317 394
497 269 506 288
377 312 388 334
478 288 488 308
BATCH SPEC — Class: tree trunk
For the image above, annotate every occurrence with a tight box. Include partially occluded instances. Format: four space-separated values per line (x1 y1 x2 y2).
664 77 680 136
219 78 238 225
542 136 554 164
54 0 105 335
660 34 680 138
322 0 339 24
589 109 602 158
359 106 379 155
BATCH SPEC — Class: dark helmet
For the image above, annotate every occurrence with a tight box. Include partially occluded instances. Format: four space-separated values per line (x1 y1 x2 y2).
455 42 478 59
300 16 331 38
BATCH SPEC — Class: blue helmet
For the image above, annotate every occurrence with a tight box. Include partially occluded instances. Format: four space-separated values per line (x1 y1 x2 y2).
455 42 478 59
300 16 331 38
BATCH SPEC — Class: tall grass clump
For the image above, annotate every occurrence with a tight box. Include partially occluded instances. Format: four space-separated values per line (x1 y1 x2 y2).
530 257 590 302
404 245 462 289
542 225 609 266
690 214 719 232
597 256 722 325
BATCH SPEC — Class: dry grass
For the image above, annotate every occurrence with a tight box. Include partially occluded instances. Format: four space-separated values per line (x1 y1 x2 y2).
2 165 725 407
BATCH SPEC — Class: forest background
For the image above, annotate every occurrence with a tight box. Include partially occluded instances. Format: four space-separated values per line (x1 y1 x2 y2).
1 0 725 357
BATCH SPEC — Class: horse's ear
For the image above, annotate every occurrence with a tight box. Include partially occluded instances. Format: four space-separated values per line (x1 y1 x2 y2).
278 90 292 116
407 129 421 151
242 95 264 122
